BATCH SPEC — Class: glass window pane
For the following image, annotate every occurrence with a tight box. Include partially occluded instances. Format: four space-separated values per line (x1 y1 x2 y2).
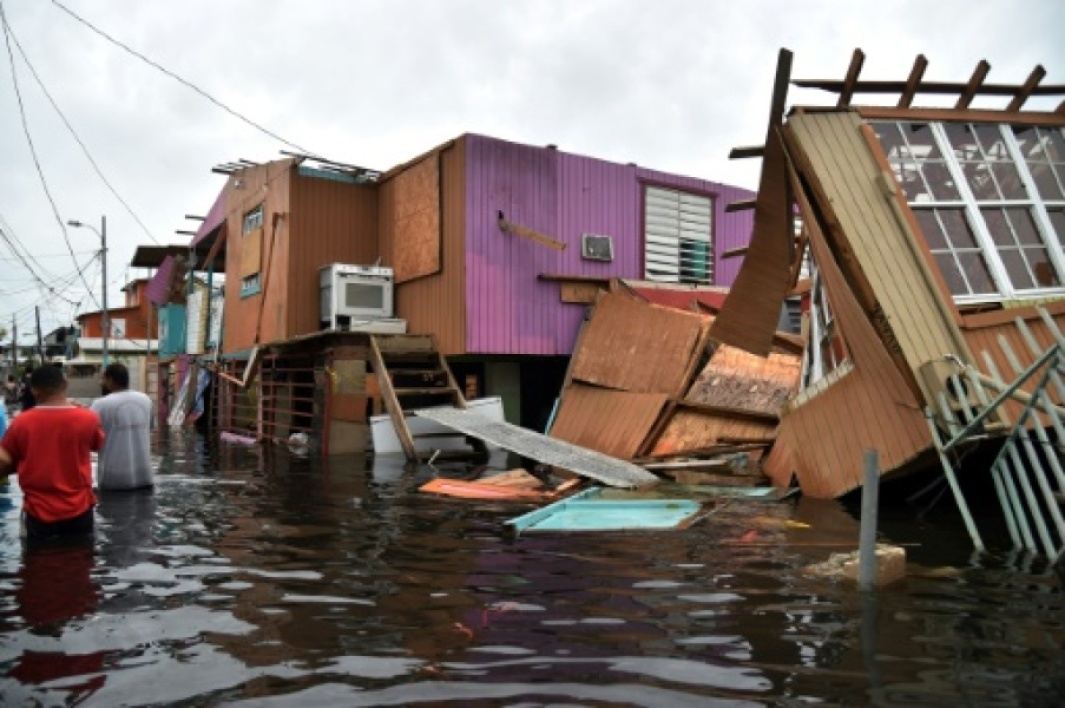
901 122 941 160
1000 250 1034 290
895 161 929 201
938 208 977 248
935 253 968 295
1013 125 1041 159
1006 207 1041 246
872 122 905 158
957 252 996 294
1030 163 1065 200
974 125 1008 160
943 123 978 160
914 209 948 249
1027 248 1060 288
963 162 1000 200
1044 128 1065 163
922 161 960 201
1048 207 1065 246
992 162 1027 199
981 207 1012 246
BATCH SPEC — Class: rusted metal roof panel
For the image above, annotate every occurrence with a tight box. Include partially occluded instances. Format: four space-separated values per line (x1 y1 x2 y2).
549 384 669 460
413 407 658 488
686 345 801 416
569 291 709 396
649 409 776 456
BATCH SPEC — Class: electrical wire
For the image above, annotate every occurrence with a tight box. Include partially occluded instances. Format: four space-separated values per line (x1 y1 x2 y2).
0 12 161 245
50 0 313 155
0 0 102 310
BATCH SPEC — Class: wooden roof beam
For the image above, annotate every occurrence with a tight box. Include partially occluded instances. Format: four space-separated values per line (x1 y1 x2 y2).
837 48 866 108
725 198 757 213
898 54 928 108
1007 65 1047 112
729 145 764 159
956 60 991 108
1058 98 1065 115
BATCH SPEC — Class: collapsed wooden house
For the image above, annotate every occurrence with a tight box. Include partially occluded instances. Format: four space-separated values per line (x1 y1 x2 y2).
714 49 1065 554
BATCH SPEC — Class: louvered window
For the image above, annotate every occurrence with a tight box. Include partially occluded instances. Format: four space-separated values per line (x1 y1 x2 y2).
643 186 713 284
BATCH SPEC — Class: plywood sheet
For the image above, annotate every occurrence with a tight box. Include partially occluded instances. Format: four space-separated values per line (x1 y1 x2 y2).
687 345 801 416
413 406 659 488
650 409 776 456
550 384 669 460
391 154 441 284
569 291 709 396
240 227 263 278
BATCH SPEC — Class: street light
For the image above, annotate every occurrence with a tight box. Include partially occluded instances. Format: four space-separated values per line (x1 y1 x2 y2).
67 216 109 367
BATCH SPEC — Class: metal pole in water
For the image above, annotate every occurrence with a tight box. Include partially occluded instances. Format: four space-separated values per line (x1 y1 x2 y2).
859 449 880 590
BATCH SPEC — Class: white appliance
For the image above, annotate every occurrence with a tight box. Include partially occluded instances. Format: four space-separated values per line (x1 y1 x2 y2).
320 263 395 330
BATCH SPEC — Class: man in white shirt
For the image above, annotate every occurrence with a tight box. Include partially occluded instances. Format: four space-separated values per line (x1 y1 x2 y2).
91 363 153 490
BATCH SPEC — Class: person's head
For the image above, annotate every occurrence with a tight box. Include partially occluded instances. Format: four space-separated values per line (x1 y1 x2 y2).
101 363 130 395
29 365 66 401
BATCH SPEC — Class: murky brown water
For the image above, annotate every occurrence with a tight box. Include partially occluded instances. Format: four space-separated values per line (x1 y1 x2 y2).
0 430 1063 706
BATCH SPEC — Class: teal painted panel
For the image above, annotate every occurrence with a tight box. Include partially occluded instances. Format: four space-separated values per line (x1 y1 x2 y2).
507 488 701 534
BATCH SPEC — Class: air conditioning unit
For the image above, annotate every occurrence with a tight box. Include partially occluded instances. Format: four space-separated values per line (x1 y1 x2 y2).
319 264 394 330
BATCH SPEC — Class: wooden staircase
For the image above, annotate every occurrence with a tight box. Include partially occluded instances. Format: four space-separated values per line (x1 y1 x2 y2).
368 334 484 461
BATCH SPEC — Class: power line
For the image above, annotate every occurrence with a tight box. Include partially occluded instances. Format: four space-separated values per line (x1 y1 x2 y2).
0 225 82 306
0 13 160 245
51 0 313 155
0 0 102 310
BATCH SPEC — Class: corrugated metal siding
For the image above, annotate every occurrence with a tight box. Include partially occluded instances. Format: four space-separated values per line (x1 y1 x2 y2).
191 187 226 248
382 140 467 354
287 173 379 337
464 134 753 355
635 167 755 286
787 112 973 403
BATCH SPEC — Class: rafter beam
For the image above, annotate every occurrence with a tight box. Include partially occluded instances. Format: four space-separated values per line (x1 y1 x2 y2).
898 54 928 108
956 60 991 108
837 48 866 108
729 145 764 159
1007 65 1046 112
725 198 757 213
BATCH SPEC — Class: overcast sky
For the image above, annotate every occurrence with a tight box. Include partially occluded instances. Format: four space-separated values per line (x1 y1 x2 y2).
1 0 1062 341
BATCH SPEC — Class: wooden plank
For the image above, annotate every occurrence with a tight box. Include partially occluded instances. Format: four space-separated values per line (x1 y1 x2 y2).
898 55 928 108
368 335 417 460
795 72 1065 98
709 48 795 356
729 145 764 159
720 246 749 259
498 213 567 251
837 48 866 108
725 198 757 213
549 385 670 460
1006 65 1047 112
685 344 801 416
957 60 992 109
391 153 441 284
559 281 602 304
857 106 1065 127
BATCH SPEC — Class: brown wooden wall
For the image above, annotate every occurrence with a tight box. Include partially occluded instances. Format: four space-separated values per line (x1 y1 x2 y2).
287 173 379 337
764 167 932 498
378 138 467 355
222 161 294 354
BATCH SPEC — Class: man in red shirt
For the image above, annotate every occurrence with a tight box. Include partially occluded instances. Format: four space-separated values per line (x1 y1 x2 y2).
0 365 104 540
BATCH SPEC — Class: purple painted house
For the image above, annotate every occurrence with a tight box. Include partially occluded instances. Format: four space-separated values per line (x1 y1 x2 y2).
380 133 755 427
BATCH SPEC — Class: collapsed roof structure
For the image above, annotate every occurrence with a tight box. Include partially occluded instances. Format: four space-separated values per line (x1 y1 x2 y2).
714 49 1065 553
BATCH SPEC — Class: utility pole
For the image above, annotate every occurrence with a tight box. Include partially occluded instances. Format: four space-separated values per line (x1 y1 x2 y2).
10 315 15 372
35 306 44 365
101 215 109 368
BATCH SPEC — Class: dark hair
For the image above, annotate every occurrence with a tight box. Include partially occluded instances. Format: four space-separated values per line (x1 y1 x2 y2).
30 364 65 395
104 362 130 389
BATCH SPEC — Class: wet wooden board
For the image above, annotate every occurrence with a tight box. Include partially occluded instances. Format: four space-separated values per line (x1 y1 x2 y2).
549 385 669 460
686 345 801 416
413 407 659 488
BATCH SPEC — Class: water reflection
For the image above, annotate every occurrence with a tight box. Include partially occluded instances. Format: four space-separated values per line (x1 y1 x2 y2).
0 435 1062 705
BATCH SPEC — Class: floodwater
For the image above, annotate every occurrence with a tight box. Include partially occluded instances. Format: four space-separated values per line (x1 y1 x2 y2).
1 430 1064 707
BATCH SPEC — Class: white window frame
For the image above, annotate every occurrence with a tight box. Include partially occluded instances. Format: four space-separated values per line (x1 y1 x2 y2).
242 204 264 235
876 121 1065 305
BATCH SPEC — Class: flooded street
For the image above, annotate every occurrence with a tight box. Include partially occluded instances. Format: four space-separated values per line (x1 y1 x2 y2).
0 431 1063 706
